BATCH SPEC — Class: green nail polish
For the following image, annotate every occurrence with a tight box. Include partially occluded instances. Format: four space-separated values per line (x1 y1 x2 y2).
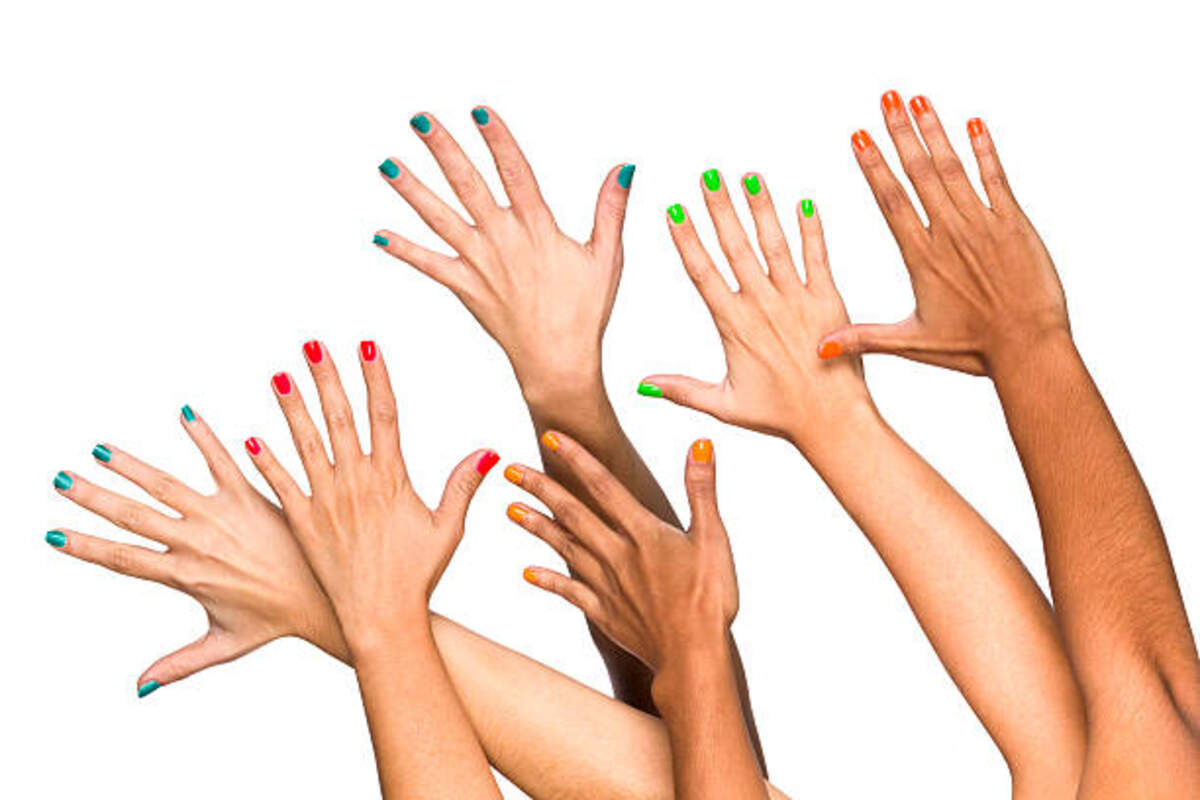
181 405 196 422
410 114 431 134
744 174 762 196
137 681 161 698
92 444 112 463
45 530 67 548
703 169 721 192
378 159 400 179
54 471 73 491
618 164 636 189
667 204 685 224
637 382 664 398
373 234 389 247
471 107 489 125
801 198 815 218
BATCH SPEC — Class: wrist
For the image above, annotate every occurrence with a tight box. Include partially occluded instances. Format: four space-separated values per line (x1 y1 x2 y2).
987 326 1078 386
340 603 431 666
515 360 606 412
785 392 885 461
652 635 734 712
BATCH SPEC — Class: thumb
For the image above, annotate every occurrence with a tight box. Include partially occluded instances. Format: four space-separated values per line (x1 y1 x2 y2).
588 163 635 264
435 449 498 528
817 318 923 360
637 375 728 419
684 438 725 544
135 630 253 698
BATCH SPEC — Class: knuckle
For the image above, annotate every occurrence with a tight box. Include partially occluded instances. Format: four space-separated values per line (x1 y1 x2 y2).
370 400 398 426
148 475 180 505
106 547 140 576
325 407 353 431
117 503 149 531
903 156 937 184
495 157 527 188
298 436 326 463
878 184 910 216
933 156 966 179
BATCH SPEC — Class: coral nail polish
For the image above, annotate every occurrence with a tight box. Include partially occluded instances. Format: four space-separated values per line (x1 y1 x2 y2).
476 450 500 476
910 95 931 115
137 681 161 698
54 471 73 491
507 503 529 523
818 341 843 359
667 204 685 224
523 567 539 585
800 198 815 219
272 373 292 395
852 130 873 153
743 174 762 196
967 118 985 138
360 340 377 361
541 431 560 452
882 90 903 113
691 439 713 464
410 114 432 134
379 159 400 179
471 107 490 126
617 164 636 189
702 169 721 192
504 465 523 485
245 437 262 455
303 340 323 364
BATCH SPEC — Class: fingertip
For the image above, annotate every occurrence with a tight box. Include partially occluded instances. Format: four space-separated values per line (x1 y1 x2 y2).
244 436 263 456
302 339 324 366
852 129 874 154
817 340 844 360
45 529 68 548
742 172 763 197
181 404 197 424
540 430 561 453
667 203 687 226
137 679 162 699
272 372 293 396
471 105 490 126
378 158 401 180
53 470 74 492
359 339 378 362
617 163 636 190
701 167 722 193
506 502 530 524
967 117 986 140
475 449 500 477
689 438 714 465
798 198 816 220
409 112 433 136
522 566 540 586
503 464 524 486
637 381 664 398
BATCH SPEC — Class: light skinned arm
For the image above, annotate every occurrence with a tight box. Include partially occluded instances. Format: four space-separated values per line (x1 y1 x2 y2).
819 91 1199 796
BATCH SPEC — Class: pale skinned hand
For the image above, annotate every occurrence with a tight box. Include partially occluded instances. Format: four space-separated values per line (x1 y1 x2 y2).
373 107 633 396
816 91 1070 374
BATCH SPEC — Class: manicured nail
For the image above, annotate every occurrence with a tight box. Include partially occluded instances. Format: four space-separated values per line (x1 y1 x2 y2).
360 340 377 361
476 450 500 476
504 465 523 485
637 382 664 398
691 439 713 464
45 530 67 548
373 234 389 247
702 169 721 192
379 159 400 179
507 503 529 523
303 340 323 364
273 373 292 395
471 107 490 126
54 471 73 491
818 341 843 359
410 114 431 134
245 437 262 455
967 118 985 138
852 130 873 152
743 174 762 196
137 681 161 699
882 90 903 113
667 204 685 224
617 164 636 189
800 199 815 218
541 431 560 452
523 567 539 585
181 404 196 422
909 95 931 115
92 444 112 463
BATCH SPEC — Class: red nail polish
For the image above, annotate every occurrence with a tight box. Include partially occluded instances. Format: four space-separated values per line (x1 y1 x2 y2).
967 118 985 138
881 90 903 113
245 437 262 455
476 450 500 476
910 95 931 115
852 130 873 153
273 373 292 395
360 340 377 362
303 340 323 364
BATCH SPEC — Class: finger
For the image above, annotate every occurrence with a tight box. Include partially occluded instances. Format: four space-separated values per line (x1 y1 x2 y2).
817 322 987 374
966 117 1018 211
537 430 655 536
409 111 500 225
243 436 308 512
45 528 173 584
179 405 249 491
684 439 725 544
376 157 477 253
135 631 254 699
435 448 500 529
522 566 603 620
851 129 930 256
879 90 958 224
637 374 730 421
53 470 183 546
271 371 332 486
503 461 624 560
469 105 553 227
91 442 205 516
358 340 405 474
666 203 736 319
589 162 635 266
740 172 801 289
302 341 363 465
505 503 608 589
372 230 476 298
700 169 770 293
907 95 987 216
795 199 836 292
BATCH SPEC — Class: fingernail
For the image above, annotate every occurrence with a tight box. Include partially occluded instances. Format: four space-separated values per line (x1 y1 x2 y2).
702 169 721 192
272 373 292 395
360 340 377 361
471 107 490 125
882 90 903 113
54 471 73 491
379 158 400 179
504 465 523 485
507 503 529 523
690 439 713 464
45 530 67 548
852 130 873 152
637 382 664 398
523 567 539 585
541 431 560 452
667 204 685 224
743 174 762 196
801 199 815 218
818 341 843 359
245 437 262 455
303 340 323 364
410 114 432 134
92 444 112 463
910 95 931 115
181 404 196 422
476 450 500 476
617 164 636 189
137 681 161 698
967 118 985 138
373 234 389 247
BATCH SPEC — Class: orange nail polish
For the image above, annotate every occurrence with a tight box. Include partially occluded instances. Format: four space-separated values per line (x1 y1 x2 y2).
523 567 538 585
507 503 529 523
504 465 523 484
691 439 713 464
882 90 903 113
541 431 560 452
852 130 873 153
967 118 985 138
818 341 843 359
910 95 931 115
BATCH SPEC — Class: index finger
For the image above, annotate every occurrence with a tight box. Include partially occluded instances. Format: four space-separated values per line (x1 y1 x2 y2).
537 430 657 538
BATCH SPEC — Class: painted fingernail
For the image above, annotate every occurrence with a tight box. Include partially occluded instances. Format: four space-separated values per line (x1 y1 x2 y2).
45 530 67 548
360 340 377 361
303 340 323 364
691 439 713 464
181 404 196 422
617 164 636 189
667 204 685 224
541 431 560 452
743 174 762 196
471 107 490 125
801 199 815 218
910 95 931 115
373 234 389 247
702 169 721 192
54 471 73 491
523 567 539 585
967 118 985 138
882 90 903 113
504 465 523 485
137 681 161 698
379 159 400 179
410 114 432 134
507 503 529 523
245 437 262 455
272 373 292 395
818 341 843 359
852 130 873 152
476 450 500 476
637 382 664 398
92 444 112 463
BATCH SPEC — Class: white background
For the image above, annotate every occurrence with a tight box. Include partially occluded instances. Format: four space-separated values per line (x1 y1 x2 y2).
3 1 1197 796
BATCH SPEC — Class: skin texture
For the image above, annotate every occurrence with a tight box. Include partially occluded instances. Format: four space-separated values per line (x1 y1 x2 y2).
640 170 1086 796
373 105 763 764
818 91 1200 798
506 433 767 800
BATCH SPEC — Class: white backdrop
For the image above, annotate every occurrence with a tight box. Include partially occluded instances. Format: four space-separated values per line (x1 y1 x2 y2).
4 1 1197 796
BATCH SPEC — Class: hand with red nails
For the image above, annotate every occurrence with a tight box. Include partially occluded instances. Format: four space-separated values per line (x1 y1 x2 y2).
506 432 767 800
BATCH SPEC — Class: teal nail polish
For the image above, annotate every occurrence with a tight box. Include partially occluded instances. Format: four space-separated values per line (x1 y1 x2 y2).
667 204 685 224
373 234 389 247
703 169 721 192
45 530 67 548
137 681 161 698
637 382 664 398
410 114 431 134
471 107 489 125
378 159 400 179
54 471 73 491
92 444 112 463
181 405 196 422
801 198 815 218
618 164 636 189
